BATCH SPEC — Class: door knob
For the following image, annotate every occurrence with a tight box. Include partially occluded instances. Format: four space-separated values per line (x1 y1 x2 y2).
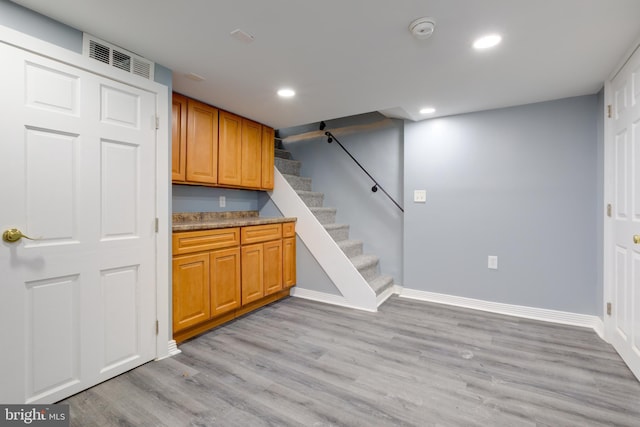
2 228 36 243
634 235 640 245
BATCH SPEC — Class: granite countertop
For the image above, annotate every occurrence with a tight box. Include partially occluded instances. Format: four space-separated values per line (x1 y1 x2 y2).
172 211 297 232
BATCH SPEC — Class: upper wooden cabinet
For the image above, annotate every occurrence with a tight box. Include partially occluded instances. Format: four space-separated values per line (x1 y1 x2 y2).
219 112 265 189
186 98 219 185
218 111 242 186
173 92 275 190
171 93 187 182
261 126 275 190
241 119 262 188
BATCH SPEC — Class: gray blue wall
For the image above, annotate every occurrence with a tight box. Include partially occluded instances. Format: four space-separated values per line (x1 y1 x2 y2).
282 117 404 285
174 185 259 213
404 95 599 315
0 0 80 51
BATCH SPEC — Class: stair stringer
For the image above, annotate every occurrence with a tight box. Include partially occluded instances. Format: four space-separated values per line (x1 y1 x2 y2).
270 169 377 312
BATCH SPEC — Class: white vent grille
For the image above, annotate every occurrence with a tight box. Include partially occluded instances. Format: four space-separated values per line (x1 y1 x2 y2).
83 34 154 80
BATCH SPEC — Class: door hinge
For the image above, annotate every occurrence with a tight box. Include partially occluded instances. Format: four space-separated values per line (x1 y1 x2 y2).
607 104 612 118
606 302 612 316
155 217 159 233
606 204 612 218
155 116 160 129
156 320 159 335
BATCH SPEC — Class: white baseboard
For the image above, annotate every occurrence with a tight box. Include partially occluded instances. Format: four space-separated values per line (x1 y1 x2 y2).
156 340 181 360
291 287 377 312
377 284 401 307
400 288 605 337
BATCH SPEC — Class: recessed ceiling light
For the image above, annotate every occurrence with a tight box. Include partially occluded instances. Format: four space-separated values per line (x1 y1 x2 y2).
473 34 502 49
277 88 295 98
420 107 436 114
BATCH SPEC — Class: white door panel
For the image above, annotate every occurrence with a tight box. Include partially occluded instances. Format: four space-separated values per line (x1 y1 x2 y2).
0 41 156 403
607 43 640 380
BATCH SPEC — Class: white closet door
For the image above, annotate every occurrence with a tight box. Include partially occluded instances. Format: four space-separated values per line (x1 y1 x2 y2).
0 41 157 404
607 43 640 381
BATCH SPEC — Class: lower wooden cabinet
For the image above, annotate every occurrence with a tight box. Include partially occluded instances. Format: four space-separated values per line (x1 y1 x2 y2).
210 247 241 316
241 243 264 304
263 240 283 296
172 221 295 342
283 236 296 288
172 252 210 332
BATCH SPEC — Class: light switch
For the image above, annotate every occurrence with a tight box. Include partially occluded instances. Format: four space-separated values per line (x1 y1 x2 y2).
219 195 226 207
414 190 427 203
488 256 498 270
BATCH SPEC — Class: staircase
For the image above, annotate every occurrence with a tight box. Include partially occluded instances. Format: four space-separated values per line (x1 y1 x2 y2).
274 146 395 302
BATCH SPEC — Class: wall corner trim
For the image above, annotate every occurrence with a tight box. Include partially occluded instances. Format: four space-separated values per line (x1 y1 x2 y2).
156 340 181 360
400 288 605 338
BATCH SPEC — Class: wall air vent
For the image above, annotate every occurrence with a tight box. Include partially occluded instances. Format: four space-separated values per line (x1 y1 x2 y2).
83 34 154 80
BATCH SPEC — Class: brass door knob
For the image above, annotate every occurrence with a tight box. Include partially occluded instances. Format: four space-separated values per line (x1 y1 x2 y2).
2 228 35 243
634 235 640 245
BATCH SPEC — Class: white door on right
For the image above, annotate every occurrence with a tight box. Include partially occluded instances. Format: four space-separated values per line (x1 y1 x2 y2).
608 44 640 381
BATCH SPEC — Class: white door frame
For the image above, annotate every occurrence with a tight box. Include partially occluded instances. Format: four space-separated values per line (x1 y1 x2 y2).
603 37 640 346
0 25 174 359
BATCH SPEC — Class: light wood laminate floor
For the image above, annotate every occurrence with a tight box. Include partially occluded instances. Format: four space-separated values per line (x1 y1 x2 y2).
62 296 640 426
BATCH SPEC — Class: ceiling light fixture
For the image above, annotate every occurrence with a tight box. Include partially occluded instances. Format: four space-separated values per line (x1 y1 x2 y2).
277 88 295 98
409 17 436 40
473 34 502 49
185 72 205 82
420 107 436 114
230 29 255 43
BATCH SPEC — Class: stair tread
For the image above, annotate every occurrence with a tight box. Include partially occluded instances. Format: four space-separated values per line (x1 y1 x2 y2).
368 274 395 295
296 190 324 197
323 223 348 230
274 157 300 164
274 148 292 159
337 239 363 258
282 173 310 180
350 254 379 269
310 207 336 213
337 239 363 248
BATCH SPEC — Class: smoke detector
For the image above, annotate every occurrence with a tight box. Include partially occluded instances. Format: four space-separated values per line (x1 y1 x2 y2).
409 17 436 40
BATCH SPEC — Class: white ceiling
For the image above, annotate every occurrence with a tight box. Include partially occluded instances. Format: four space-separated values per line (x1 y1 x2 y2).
12 0 640 129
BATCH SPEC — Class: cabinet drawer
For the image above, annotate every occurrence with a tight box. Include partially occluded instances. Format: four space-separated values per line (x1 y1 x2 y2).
173 228 240 255
241 223 282 245
282 222 295 238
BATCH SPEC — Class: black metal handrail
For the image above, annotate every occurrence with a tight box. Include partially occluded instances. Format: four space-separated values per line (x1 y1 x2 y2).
322 128 404 213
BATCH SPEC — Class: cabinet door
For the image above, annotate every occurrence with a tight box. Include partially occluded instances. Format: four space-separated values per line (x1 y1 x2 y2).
283 236 296 288
241 243 264 305
186 99 218 184
264 240 283 296
173 253 211 333
210 247 241 316
261 126 275 190
218 110 242 186
241 119 262 188
172 93 187 182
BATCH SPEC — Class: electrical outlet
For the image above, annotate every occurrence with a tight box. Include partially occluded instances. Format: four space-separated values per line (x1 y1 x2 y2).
414 190 427 203
219 195 226 207
488 256 498 270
